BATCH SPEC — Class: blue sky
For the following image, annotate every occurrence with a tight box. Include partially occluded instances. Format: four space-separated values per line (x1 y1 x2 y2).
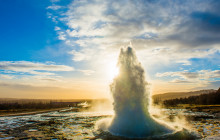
0 0 219 99
1 0 53 60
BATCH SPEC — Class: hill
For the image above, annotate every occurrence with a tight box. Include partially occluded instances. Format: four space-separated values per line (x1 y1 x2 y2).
163 88 220 106
153 89 217 101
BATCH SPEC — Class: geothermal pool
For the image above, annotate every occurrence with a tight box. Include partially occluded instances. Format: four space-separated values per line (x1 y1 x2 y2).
0 108 219 139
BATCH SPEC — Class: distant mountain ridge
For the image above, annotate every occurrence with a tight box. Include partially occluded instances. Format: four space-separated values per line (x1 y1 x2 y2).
153 89 217 101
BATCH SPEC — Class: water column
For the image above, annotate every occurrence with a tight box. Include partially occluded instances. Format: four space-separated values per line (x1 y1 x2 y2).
109 47 173 138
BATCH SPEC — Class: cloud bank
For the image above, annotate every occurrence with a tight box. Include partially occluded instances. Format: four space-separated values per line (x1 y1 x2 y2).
46 0 220 93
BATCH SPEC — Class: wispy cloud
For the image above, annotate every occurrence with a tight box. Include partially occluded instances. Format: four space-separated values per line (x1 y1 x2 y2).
156 71 199 79
57 31 66 40
170 79 193 83
54 26 61 31
156 70 220 83
78 69 95 76
47 5 64 10
0 74 15 80
50 0 60 3
69 50 89 61
0 61 74 76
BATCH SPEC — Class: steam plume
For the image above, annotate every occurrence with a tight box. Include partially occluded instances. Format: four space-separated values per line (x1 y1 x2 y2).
108 46 173 137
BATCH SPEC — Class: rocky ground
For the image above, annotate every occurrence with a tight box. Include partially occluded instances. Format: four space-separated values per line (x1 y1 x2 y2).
0 108 219 140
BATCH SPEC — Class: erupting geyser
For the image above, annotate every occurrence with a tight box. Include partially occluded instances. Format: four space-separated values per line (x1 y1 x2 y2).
108 46 173 138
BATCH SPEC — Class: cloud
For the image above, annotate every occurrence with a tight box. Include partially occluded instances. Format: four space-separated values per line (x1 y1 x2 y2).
47 5 64 10
0 82 34 89
55 26 61 31
61 0 208 44
46 0 220 92
78 69 95 76
199 70 220 79
154 69 220 92
48 0 220 67
50 0 60 3
0 80 109 99
156 71 199 79
170 79 193 83
0 74 15 80
0 61 74 75
138 47 219 66
69 50 89 61
33 76 61 82
156 69 220 82
166 11 220 47
57 31 66 40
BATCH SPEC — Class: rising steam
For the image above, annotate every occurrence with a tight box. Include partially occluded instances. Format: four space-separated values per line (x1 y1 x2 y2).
108 47 173 137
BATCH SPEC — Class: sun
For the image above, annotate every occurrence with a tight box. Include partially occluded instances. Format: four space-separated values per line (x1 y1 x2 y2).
106 61 119 80
110 65 119 79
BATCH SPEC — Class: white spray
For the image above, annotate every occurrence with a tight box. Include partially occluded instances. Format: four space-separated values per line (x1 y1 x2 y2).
108 46 173 137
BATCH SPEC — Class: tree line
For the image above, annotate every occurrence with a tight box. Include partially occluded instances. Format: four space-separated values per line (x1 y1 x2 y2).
163 88 220 107
0 101 80 110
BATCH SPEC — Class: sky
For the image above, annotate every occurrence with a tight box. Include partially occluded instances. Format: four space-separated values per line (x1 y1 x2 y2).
0 0 219 99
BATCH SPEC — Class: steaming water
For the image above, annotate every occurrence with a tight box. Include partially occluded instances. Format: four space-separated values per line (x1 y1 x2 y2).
108 47 173 137
1 108 219 139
